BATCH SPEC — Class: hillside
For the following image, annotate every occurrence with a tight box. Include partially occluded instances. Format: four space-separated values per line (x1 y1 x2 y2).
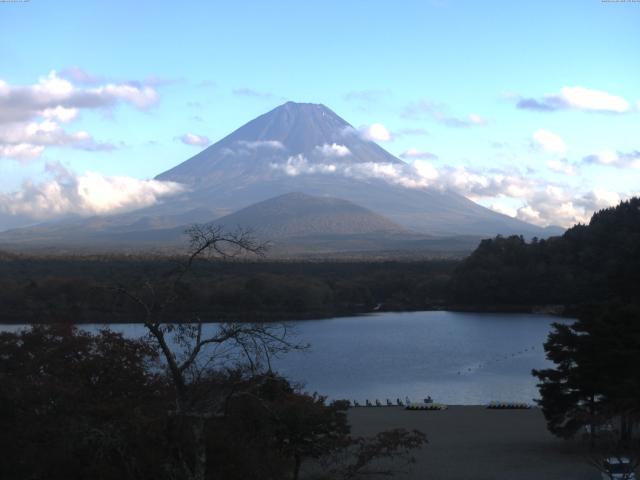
214 192 407 238
449 197 640 309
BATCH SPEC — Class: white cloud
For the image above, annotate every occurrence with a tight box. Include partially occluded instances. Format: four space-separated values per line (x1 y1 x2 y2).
0 119 88 146
0 119 114 160
576 188 623 212
399 148 438 160
489 203 517 218
0 70 159 160
271 156 434 188
547 158 577 175
316 143 351 157
359 123 392 142
517 205 543 224
0 71 160 124
517 86 631 113
347 162 433 188
585 150 618 166
94 83 158 109
274 153 447 190
583 150 640 169
236 140 284 150
532 129 567 154
180 133 210 147
480 181 632 228
274 155 337 176
412 160 439 182
0 144 44 160
513 186 627 228
515 186 585 226
279 158 540 203
40 106 79 123
0 163 184 220
560 86 629 113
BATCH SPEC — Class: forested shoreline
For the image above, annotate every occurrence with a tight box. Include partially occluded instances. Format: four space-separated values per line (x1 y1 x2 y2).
0 256 457 324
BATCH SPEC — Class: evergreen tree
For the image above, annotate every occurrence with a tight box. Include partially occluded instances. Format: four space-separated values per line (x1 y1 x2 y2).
533 305 640 444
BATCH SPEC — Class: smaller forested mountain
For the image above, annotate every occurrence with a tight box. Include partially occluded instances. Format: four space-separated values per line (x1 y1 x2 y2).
449 197 640 309
214 192 408 238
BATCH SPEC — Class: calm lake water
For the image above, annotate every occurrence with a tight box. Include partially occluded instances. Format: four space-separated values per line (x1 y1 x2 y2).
2 311 570 405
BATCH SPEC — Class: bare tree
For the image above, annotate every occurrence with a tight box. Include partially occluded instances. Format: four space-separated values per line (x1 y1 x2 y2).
116 224 304 480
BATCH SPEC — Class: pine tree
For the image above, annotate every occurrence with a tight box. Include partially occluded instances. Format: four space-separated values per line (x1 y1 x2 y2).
533 305 640 444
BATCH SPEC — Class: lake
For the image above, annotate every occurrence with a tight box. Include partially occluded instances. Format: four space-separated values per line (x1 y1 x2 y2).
274 311 568 405
2 311 569 405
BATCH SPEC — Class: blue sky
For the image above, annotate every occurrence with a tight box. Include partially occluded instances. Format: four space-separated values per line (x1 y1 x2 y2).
0 0 638 229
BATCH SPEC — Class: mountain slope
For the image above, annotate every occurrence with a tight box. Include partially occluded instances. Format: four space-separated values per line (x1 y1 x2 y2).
153 101 555 237
156 102 403 186
213 192 407 239
0 192 482 256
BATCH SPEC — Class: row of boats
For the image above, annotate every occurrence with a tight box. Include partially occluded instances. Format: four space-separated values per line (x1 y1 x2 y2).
351 396 433 408
350 398 532 410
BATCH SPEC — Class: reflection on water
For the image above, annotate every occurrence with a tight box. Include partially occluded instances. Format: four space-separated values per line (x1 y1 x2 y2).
2 311 570 405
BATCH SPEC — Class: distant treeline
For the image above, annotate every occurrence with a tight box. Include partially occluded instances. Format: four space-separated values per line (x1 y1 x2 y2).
3 198 637 323
0 256 456 323
449 198 640 311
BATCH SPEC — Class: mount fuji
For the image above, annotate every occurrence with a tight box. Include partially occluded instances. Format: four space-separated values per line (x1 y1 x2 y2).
153 101 552 236
0 102 561 252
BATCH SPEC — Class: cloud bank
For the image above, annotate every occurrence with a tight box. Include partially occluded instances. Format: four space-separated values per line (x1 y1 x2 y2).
0 163 184 220
270 154 627 228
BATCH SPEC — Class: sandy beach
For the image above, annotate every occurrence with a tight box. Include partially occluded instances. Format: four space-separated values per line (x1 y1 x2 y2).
348 406 600 480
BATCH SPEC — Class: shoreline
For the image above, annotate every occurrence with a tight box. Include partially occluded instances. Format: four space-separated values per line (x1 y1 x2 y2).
0 305 572 325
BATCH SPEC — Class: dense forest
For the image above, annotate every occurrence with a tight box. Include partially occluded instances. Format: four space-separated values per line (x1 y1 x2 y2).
449 197 640 311
0 255 456 323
